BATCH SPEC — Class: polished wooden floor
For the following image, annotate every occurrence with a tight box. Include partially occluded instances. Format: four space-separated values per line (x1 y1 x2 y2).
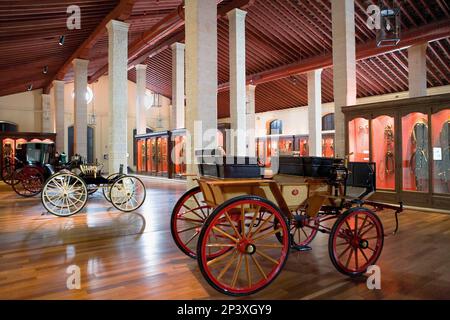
0 177 449 300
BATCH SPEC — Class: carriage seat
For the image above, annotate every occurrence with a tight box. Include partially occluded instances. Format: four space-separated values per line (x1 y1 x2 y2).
80 163 103 178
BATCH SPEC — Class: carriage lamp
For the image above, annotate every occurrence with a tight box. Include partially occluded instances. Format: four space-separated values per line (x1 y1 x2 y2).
376 0 401 47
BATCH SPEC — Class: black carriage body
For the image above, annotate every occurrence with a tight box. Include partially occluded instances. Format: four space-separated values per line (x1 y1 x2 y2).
15 142 56 178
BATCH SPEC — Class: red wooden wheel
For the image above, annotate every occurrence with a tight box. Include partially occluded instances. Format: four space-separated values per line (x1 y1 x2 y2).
12 166 44 197
171 187 228 259
329 208 384 276
197 196 290 296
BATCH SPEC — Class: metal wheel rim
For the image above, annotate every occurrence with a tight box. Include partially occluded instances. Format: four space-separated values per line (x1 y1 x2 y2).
110 176 146 212
42 173 88 216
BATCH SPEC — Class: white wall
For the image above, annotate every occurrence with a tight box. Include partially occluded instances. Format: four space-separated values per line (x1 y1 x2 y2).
53 75 171 172
0 89 44 132
219 85 450 136
0 75 171 172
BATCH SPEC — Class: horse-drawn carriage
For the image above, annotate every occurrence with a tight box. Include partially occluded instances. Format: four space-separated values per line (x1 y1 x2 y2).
171 152 402 296
9 141 57 197
41 163 146 217
5 141 83 197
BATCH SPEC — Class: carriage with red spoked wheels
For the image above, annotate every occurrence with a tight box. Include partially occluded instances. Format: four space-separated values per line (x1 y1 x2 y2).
171 152 402 296
8 142 83 197
9 141 57 197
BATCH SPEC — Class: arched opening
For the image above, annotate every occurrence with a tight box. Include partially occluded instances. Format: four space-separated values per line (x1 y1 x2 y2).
322 113 335 131
0 121 18 132
268 119 283 135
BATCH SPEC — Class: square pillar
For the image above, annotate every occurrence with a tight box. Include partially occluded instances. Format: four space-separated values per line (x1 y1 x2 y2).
73 58 89 158
185 0 218 185
135 64 147 135
53 80 65 152
228 8 247 156
332 0 356 158
107 20 129 173
408 43 428 98
171 42 185 129
41 94 52 133
246 84 256 157
307 69 322 157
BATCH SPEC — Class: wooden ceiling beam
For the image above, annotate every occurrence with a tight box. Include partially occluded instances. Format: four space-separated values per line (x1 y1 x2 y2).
43 0 136 92
89 0 254 84
218 19 450 92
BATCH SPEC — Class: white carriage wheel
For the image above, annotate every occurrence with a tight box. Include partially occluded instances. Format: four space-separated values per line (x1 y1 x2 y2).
102 173 125 202
41 173 88 217
109 175 146 212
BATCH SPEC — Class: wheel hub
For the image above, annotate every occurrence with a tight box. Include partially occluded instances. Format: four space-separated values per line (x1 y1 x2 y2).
359 239 369 249
237 239 256 255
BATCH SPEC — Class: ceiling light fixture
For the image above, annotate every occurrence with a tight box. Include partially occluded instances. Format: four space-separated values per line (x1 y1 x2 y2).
27 84 33 91
59 35 65 46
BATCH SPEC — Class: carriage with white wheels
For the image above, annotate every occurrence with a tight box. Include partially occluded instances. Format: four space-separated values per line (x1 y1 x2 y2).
171 153 402 296
41 163 146 217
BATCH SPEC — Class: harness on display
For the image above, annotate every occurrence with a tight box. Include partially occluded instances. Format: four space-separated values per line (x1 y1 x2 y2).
410 120 428 191
384 124 395 175
437 120 450 192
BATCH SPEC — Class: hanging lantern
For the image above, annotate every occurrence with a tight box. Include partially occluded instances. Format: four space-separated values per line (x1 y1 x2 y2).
376 0 401 47
152 92 162 108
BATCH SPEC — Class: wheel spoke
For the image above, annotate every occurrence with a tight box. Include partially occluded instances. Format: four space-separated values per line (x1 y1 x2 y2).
230 254 243 288
252 228 283 242
212 226 238 243
217 251 238 281
250 255 267 280
359 247 370 263
207 249 235 266
345 248 353 268
224 212 242 239
255 249 280 265
184 231 199 246
246 206 261 236
245 254 251 287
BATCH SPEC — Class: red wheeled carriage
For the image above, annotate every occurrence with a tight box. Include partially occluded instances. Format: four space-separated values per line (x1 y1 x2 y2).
171 155 402 296
10 141 57 197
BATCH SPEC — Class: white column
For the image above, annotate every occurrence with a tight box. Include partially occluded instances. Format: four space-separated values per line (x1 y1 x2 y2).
307 69 323 157
135 64 147 135
332 0 356 158
228 8 247 156
107 20 129 174
73 58 89 158
246 84 256 157
41 94 52 133
171 42 185 129
408 43 428 98
185 0 218 185
53 80 65 152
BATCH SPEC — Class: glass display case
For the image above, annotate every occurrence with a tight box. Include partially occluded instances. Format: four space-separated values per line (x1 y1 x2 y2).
432 109 450 195
342 93 450 210
295 135 309 156
278 136 294 156
372 115 395 190
348 117 370 162
172 130 186 178
322 133 334 158
136 138 146 172
402 112 429 192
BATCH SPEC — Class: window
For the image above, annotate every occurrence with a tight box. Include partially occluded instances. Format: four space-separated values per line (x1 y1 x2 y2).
68 126 95 163
322 113 334 131
0 121 18 132
269 120 282 135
